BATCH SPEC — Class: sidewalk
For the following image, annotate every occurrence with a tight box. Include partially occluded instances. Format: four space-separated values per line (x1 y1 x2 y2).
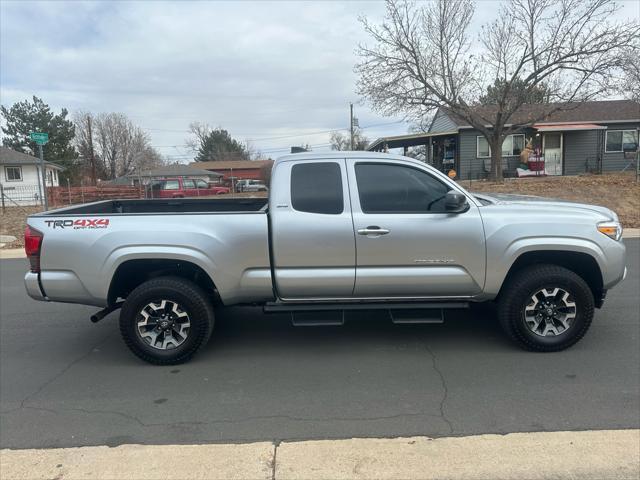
2 430 639 480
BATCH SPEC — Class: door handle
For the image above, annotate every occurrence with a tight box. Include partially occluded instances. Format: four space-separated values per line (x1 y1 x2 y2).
357 226 390 236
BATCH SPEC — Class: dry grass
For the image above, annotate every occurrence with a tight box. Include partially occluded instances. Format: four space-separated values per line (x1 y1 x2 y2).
465 172 639 228
0 206 43 248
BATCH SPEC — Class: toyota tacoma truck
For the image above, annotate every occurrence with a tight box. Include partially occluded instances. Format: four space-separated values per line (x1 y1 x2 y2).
23 152 627 364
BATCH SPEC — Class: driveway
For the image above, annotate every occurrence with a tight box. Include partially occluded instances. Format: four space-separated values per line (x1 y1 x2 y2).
1 239 638 449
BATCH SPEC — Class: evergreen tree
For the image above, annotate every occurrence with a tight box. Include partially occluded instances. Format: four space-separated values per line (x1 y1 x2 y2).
192 127 249 162
1 96 78 181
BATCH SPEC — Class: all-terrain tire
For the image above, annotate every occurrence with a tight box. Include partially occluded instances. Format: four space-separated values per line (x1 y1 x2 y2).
119 276 214 365
497 264 594 352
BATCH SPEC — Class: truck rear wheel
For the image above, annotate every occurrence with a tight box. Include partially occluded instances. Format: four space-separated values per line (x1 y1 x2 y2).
119 277 214 365
497 264 594 352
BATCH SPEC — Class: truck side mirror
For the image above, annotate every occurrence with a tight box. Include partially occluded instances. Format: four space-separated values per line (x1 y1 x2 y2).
445 191 469 213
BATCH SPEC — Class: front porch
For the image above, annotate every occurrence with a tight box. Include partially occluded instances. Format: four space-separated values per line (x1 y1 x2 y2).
367 131 460 177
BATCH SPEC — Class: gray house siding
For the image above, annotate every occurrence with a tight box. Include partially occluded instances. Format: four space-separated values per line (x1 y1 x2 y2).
457 122 638 178
562 129 600 175
429 111 458 134
601 122 639 172
457 129 528 179
458 130 484 179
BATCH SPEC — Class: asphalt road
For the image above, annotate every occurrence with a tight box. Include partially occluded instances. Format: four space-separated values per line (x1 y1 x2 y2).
1 240 638 450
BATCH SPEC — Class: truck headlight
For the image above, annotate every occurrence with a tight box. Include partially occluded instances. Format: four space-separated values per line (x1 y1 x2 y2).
597 221 623 241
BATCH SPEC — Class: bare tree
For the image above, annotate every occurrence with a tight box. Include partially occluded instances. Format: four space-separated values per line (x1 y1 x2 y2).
356 0 639 181
185 122 210 153
620 50 640 102
330 129 370 151
74 112 164 180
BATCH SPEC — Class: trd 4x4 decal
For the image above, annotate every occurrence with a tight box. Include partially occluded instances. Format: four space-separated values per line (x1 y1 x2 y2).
44 219 110 229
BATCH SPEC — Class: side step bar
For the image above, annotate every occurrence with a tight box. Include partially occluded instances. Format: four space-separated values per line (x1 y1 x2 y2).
265 301 469 327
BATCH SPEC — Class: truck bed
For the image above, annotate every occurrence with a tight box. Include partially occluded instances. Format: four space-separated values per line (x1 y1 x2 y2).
34 197 269 215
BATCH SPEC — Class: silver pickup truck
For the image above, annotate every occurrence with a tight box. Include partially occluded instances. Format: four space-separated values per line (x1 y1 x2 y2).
24 152 627 364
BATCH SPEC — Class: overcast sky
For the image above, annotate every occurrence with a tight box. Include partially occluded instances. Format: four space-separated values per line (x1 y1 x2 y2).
1 0 637 162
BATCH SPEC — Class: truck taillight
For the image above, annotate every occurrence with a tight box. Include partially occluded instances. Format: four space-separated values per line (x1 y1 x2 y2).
24 226 43 273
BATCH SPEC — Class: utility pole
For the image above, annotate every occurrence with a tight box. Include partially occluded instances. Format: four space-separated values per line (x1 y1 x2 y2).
350 103 354 151
30 132 49 208
87 114 97 186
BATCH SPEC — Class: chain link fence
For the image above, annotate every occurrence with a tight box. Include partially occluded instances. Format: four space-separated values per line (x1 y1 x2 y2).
0 184 43 208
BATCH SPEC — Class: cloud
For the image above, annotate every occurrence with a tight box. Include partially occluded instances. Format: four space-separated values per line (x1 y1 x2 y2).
2 0 635 160
1 0 407 159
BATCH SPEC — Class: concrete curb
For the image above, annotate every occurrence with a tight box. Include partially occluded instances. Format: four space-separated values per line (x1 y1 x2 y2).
623 228 640 238
0 442 275 480
276 430 640 480
0 249 25 259
1 430 638 480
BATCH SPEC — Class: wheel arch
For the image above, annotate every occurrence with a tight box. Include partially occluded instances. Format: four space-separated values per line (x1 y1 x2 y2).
499 250 604 307
107 258 220 307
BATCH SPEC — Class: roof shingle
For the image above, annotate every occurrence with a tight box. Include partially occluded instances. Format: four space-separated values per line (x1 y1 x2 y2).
0 146 64 170
445 100 640 127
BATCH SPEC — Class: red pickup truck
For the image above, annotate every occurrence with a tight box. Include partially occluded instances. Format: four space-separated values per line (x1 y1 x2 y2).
149 178 230 198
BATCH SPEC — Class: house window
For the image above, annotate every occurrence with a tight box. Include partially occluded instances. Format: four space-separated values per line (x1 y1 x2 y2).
4 166 22 182
502 134 525 156
605 130 638 153
477 134 525 158
477 137 490 158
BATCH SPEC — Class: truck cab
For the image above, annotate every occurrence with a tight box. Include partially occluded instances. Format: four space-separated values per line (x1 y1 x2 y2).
269 156 485 300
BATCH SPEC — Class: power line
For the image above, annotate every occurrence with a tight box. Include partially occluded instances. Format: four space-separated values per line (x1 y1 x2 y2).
148 120 406 148
162 142 334 160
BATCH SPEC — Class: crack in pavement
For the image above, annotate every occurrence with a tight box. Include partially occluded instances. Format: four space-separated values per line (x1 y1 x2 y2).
1 333 455 441
1 333 114 415
424 341 454 435
2 404 447 429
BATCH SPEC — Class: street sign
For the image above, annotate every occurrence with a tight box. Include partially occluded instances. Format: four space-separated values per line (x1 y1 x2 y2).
30 132 48 145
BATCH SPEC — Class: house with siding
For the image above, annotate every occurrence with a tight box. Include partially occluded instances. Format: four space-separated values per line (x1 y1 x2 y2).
0 146 63 205
368 100 639 179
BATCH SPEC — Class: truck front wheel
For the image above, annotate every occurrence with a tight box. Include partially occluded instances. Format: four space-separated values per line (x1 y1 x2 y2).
119 277 214 365
497 264 594 352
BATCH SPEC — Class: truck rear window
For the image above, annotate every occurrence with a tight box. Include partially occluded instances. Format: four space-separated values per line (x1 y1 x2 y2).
291 162 343 214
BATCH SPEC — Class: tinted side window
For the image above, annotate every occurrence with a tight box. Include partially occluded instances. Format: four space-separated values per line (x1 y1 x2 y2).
182 179 195 189
355 163 450 213
164 180 180 190
291 162 343 214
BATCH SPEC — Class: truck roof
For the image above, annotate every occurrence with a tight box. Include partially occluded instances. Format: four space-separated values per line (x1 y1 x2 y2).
275 151 409 165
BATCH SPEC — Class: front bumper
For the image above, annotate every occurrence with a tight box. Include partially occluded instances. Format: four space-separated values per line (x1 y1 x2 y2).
24 272 48 302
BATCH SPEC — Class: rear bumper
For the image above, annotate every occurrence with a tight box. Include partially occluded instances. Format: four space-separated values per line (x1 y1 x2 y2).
24 272 48 302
